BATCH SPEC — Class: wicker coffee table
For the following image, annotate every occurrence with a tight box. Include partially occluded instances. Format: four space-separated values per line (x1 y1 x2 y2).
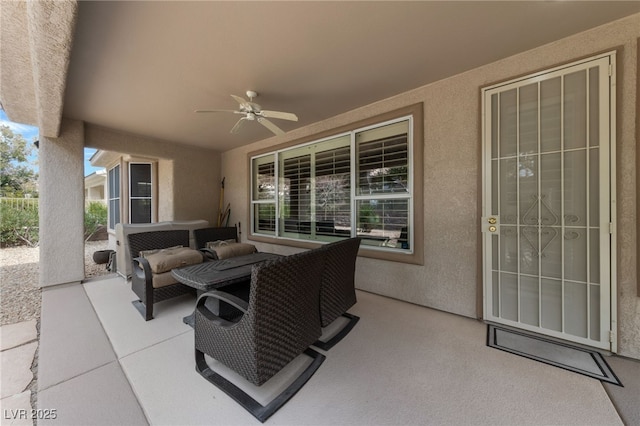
172 252 282 326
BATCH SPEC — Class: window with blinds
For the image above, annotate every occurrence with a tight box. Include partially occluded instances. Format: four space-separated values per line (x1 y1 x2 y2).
356 121 410 248
252 154 276 234
250 115 413 252
129 163 152 224
108 165 120 230
315 146 351 237
282 153 312 236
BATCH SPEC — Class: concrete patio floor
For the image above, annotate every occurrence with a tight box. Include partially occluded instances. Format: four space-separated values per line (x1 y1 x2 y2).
31 274 639 425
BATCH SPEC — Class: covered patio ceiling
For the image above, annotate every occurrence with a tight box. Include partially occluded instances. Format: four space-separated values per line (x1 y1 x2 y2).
4 1 639 152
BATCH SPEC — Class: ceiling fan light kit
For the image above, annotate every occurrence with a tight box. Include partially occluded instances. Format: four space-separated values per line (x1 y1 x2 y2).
195 90 298 136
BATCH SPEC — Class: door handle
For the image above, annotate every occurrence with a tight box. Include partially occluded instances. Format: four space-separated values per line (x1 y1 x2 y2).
483 216 499 233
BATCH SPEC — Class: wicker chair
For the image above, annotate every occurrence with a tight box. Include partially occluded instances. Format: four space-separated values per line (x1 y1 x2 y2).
194 226 239 248
128 230 200 320
314 237 362 350
194 247 327 423
193 225 253 310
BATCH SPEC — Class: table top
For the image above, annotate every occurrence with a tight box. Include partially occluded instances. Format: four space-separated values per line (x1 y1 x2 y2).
171 252 282 291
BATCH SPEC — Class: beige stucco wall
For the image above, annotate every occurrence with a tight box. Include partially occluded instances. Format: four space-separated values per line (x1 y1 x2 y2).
39 118 85 287
84 124 221 224
221 14 639 358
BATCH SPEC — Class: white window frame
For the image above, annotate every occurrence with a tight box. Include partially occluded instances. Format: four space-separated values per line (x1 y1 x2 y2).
107 164 120 231
353 117 413 253
251 153 277 235
128 162 154 224
278 133 351 242
250 115 414 255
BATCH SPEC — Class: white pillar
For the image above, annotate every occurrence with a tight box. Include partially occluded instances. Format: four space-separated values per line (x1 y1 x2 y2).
38 119 85 287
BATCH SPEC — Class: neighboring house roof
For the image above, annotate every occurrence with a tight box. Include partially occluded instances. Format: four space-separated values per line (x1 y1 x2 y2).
84 169 106 187
89 150 121 169
84 169 106 201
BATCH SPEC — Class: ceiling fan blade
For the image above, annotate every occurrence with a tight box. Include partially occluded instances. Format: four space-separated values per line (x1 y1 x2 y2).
199 94 295 135
231 94 261 112
230 117 247 134
230 94 247 106
260 110 298 121
257 117 285 136
195 109 241 114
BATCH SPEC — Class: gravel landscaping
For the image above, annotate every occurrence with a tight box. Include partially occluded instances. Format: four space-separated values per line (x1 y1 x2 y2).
0 240 111 326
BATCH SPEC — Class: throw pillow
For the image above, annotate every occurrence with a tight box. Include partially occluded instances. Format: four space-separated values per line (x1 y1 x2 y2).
205 239 237 248
206 242 257 260
142 246 203 274
139 245 183 258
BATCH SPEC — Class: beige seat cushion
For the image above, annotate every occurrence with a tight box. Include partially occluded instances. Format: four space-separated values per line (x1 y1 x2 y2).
151 271 179 289
205 241 257 259
142 246 203 274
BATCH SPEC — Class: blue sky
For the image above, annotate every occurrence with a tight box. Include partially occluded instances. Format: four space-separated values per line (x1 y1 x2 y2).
1 109 103 176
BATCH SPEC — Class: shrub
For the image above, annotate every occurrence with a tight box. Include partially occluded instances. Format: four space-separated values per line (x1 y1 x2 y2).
0 201 39 247
84 201 108 240
0 200 109 246
357 204 380 233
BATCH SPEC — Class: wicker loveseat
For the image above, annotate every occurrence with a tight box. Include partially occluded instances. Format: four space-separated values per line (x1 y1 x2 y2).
128 229 205 320
194 226 239 247
115 220 208 278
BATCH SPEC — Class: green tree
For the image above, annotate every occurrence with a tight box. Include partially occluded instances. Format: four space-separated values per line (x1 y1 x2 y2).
1 125 38 197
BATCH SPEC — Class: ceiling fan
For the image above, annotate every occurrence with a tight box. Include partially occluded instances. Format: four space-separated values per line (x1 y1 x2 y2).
195 90 298 136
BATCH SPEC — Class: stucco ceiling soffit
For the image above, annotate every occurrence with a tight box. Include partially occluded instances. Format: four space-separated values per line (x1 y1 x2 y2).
25 0 78 138
0 1 77 137
0 1 37 126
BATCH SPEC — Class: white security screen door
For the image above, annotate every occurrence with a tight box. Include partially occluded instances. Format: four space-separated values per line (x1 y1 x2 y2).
482 53 616 350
